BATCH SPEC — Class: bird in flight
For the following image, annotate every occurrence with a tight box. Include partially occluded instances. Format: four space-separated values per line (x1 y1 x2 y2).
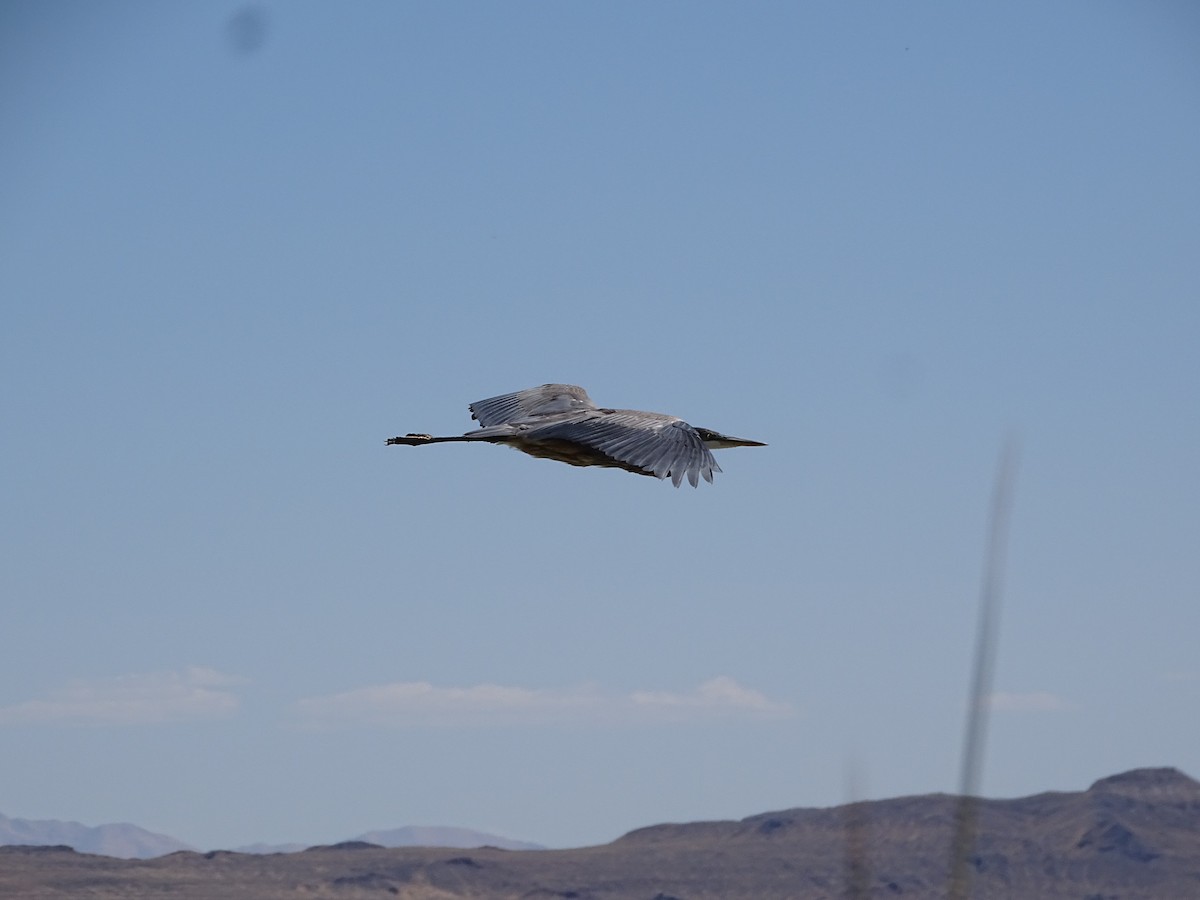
386 383 765 487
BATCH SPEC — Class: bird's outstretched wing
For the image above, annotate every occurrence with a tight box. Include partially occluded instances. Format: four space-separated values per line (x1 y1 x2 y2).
526 413 721 487
469 384 597 427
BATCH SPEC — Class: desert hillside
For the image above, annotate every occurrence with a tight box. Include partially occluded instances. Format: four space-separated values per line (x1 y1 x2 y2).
2 767 1197 899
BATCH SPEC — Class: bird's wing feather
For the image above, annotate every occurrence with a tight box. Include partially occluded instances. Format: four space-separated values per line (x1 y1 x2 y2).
469 384 597 427
526 412 720 487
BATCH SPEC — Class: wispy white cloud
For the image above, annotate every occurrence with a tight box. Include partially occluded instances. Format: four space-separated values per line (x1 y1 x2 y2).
0 667 246 726
294 676 792 728
986 690 1070 712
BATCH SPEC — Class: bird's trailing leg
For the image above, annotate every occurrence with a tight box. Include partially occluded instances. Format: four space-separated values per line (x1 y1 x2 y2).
386 433 436 445
386 432 493 446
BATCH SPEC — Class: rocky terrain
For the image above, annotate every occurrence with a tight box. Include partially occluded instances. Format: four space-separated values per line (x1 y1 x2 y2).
2 767 1197 899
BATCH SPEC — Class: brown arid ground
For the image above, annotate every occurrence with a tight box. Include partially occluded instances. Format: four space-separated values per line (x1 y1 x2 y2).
2 768 1197 900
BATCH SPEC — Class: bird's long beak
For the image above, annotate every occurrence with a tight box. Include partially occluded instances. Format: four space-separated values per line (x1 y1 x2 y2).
696 428 767 450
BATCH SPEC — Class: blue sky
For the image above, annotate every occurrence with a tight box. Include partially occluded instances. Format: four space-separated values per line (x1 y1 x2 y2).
2 1 1198 851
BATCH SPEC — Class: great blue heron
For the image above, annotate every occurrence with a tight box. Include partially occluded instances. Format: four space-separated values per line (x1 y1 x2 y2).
386 383 765 487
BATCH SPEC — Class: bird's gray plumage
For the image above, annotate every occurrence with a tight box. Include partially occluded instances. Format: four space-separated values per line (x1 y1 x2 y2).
468 383 597 427
387 384 765 487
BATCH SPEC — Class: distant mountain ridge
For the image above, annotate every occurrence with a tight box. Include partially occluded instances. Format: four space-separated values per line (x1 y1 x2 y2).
235 826 544 855
0 813 194 859
0 812 543 859
353 825 544 851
